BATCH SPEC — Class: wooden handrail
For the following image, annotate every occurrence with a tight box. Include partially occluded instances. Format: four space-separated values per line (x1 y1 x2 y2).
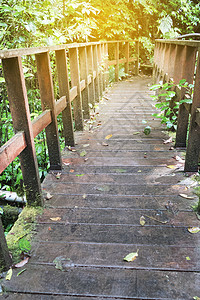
0 39 139 203
153 39 200 172
0 39 140 271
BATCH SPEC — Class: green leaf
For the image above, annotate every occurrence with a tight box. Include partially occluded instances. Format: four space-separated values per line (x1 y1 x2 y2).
150 84 161 91
112 168 127 173
124 250 139 262
0 207 3 215
80 150 87 157
179 79 187 85
0 77 5 83
143 126 151 135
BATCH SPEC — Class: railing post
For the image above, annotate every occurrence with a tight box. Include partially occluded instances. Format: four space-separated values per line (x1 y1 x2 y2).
175 46 197 148
86 45 95 106
68 47 84 131
124 41 129 75
97 43 103 97
55 49 75 147
104 42 109 87
93 44 100 102
184 50 200 172
2 56 43 206
35 52 62 170
0 216 12 272
115 42 119 81
79 46 90 119
135 40 139 76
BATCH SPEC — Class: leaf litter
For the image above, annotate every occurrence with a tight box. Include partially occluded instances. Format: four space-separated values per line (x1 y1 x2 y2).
105 134 112 140
124 250 139 262
188 227 200 234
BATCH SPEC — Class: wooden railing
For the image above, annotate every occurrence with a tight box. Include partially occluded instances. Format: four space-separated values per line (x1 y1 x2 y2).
153 38 200 172
0 40 139 207
0 40 139 271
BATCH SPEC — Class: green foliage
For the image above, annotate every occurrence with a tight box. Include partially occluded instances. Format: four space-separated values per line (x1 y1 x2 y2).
19 238 31 252
150 79 193 130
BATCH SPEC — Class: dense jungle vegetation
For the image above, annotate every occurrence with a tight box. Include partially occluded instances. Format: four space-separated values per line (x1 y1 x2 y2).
0 0 200 193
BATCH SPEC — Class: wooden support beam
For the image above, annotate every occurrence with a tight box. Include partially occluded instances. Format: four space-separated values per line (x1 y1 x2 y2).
79 46 90 119
70 86 78 102
185 52 200 172
0 132 26 174
86 45 95 105
97 44 103 97
36 52 62 170
135 40 139 75
93 44 100 102
55 49 75 146
69 47 84 131
115 42 119 81
0 217 12 272
124 42 129 75
175 46 197 148
2 56 43 206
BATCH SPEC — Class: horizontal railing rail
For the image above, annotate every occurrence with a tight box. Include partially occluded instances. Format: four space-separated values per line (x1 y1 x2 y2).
153 38 200 172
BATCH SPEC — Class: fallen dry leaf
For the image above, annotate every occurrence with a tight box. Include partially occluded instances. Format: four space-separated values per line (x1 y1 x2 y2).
80 150 87 157
15 257 29 268
124 250 139 262
167 165 177 169
163 137 173 144
17 268 26 276
174 155 185 163
56 172 61 179
188 227 200 234
186 256 191 261
102 142 109 146
63 162 70 166
193 297 200 300
5 268 12 280
83 194 87 199
83 144 90 148
140 216 146 226
45 192 53 200
179 194 194 199
69 169 74 173
50 217 61 221
133 132 140 135
105 134 112 140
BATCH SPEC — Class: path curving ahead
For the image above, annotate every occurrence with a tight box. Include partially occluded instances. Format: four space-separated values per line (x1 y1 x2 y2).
3 76 200 299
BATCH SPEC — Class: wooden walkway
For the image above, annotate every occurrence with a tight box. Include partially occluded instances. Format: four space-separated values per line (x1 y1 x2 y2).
3 77 200 299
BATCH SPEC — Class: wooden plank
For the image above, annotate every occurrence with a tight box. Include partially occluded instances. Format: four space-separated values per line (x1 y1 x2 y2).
115 42 119 81
87 75 92 85
129 57 136 62
69 47 84 131
135 40 139 75
119 58 126 64
93 44 100 102
36 52 62 170
32 110 52 138
185 51 200 171
124 42 129 74
2 57 43 206
80 79 86 91
155 39 200 48
86 45 95 105
0 217 12 272
79 46 90 119
55 49 75 147
108 59 117 66
97 44 103 97
0 132 26 174
195 108 200 127
55 96 67 116
69 86 78 102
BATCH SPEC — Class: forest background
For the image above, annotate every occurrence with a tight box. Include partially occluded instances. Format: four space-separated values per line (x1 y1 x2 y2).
0 0 200 193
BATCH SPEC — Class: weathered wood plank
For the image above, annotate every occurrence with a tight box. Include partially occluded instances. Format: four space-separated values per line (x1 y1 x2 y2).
79 46 90 119
36 52 62 170
68 47 84 130
0 132 26 174
32 110 52 138
2 56 43 206
0 217 12 272
55 49 75 147
115 42 119 81
69 86 78 102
